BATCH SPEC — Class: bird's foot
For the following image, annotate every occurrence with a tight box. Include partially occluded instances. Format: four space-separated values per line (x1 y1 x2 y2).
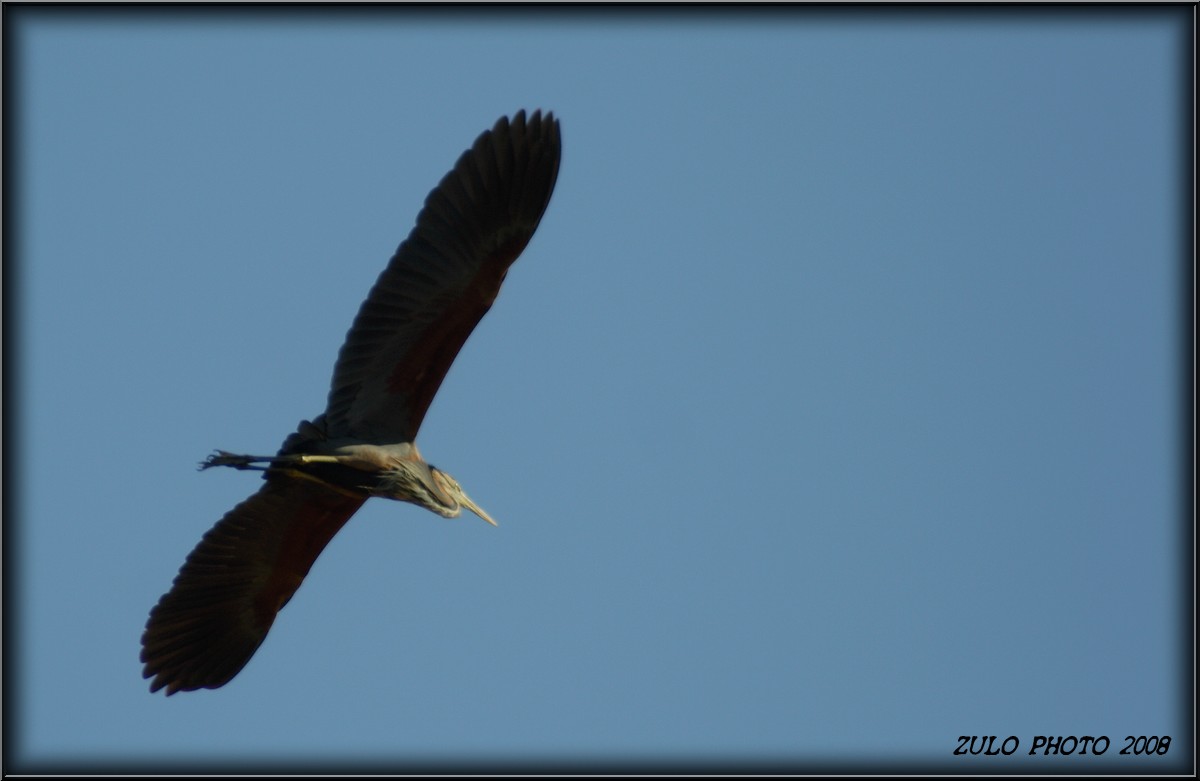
198 450 346 471
199 450 269 471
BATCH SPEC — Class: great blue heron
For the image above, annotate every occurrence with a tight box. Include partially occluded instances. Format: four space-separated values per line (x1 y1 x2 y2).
141 110 561 695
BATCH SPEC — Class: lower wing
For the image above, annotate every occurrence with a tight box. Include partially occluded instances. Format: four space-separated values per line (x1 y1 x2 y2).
141 473 367 695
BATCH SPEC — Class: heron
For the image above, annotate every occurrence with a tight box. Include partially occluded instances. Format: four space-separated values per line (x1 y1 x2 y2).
140 110 561 695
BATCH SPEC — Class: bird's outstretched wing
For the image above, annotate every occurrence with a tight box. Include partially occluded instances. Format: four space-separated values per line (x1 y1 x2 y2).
141 475 366 695
322 109 562 444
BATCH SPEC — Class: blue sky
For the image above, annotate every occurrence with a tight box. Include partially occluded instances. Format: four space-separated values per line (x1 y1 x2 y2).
8 6 1190 773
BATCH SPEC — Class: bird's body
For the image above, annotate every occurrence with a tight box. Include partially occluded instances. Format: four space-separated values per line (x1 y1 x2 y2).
141 110 561 695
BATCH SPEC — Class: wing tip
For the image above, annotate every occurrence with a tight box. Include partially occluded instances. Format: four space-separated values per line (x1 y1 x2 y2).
492 108 561 156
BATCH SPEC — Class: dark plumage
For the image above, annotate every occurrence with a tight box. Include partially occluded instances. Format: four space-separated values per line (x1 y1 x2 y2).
142 110 561 695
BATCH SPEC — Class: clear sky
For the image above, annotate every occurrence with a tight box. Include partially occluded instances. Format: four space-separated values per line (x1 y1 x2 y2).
7 5 1190 774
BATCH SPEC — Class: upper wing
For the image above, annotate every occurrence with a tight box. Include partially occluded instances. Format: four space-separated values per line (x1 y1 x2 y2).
141 474 366 695
322 110 561 443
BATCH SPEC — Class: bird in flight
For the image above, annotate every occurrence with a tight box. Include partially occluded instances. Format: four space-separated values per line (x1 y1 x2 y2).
141 110 561 695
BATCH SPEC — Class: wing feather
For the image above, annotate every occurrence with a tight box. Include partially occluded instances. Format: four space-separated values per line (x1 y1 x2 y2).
141 475 366 694
322 110 561 443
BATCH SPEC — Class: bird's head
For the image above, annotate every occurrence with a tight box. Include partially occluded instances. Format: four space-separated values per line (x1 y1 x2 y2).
429 467 497 527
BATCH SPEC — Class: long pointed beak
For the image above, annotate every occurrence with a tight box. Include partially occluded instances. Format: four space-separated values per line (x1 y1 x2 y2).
459 492 498 527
